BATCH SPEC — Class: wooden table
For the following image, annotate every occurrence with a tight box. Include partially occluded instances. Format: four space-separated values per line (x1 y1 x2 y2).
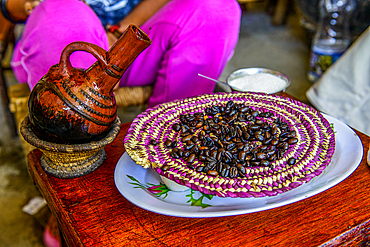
27 121 370 247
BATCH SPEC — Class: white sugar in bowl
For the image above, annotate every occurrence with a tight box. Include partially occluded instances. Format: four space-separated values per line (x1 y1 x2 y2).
226 68 290 95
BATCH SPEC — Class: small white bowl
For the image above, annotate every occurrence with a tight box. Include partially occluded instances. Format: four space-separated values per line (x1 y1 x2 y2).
160 176 190 192
226 68 290 95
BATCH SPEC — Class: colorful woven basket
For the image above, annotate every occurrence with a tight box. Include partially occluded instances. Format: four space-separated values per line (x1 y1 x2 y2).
124 92 335 198
20 116 121 178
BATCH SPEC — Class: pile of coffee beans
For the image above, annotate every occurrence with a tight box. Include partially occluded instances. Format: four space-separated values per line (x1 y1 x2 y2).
152 101 298 179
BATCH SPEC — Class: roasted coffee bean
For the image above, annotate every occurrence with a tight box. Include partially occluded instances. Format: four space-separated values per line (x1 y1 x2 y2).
239 106 249 113
191 146 199 155
185 143 194 150
172 123 181 131
287 130 297 138
256 152 267 160
229 167 238 178
210 150 218 159
183 150 191 158
224 151 233 160
216 163 223 173
281 142 289 150
162 165 170 171
181 134 193 142
164 140 172 148
214 151 222 161
238 151 247 161
255 119 263 125
196 166 204 172
260 145 268 151
280 131 289 137
236 143 244 150
280 137 288 142
243 132 250 140
269 154 277 161
207 170 219 176
280 122 288 129
288 138 298 145
205 162 217 171
206 156 217 163
186 154 196 163
189 121 197 127
205 136 214 144
195 121 204 128
236 163 246 173
150 139 158 145
198 155 207 161
265 131 271 139
226 143 236 151
177 149 184 157
181 124 189 133
187 165 195 170
266 149 276 156
277 150 284 159
170 150 180 159
250 125 260 131
271 139 279 146
255 133 264 141
288 158 296 165
221 165 230 177
226 100 234 109
251 161 261 166
191 136 198 143
262 122 270 129
243 144 250 152
213 128 222 135
229 127 236 137
260 160 270 166
251 110 259 117
186 140 194 145
229 109 238 117
238 171 246 177
263 137 272 145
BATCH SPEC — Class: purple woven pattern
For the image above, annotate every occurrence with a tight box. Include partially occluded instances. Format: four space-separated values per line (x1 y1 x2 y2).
124 92 335 198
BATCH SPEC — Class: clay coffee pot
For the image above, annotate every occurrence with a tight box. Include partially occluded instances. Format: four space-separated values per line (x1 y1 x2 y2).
28 25 151 144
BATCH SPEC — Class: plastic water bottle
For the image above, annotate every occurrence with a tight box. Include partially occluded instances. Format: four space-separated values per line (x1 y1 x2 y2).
308 0 355 82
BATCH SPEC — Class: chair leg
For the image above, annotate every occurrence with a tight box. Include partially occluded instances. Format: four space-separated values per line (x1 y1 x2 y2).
8 83 33 156
0 44 17 137
113 86 153 108
271 0 290 25
0 20 18 137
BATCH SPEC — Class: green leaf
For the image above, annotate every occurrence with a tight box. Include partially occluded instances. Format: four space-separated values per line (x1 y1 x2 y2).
185 189 213 209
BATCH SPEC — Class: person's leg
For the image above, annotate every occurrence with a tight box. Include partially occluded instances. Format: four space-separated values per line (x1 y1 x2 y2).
11 0 108 89
119 0 241 107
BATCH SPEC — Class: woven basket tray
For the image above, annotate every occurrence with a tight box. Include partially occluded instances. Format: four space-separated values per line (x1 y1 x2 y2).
124 92 335 198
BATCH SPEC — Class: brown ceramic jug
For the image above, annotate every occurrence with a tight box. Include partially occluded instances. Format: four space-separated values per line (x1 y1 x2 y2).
28 25 151 144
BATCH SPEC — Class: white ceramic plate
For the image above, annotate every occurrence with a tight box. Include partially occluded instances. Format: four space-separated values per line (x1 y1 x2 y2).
114 114 363 218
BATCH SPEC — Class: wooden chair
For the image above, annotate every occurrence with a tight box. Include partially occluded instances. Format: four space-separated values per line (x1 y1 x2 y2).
0 12 17 136
113 85 153 108
238 0 293 26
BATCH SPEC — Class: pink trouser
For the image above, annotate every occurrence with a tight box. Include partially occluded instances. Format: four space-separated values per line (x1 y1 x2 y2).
11 0 109 89
120 0 241 107
12 0 241 108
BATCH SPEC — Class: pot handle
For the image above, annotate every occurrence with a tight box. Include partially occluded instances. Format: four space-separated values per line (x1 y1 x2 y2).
58 41 108 77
